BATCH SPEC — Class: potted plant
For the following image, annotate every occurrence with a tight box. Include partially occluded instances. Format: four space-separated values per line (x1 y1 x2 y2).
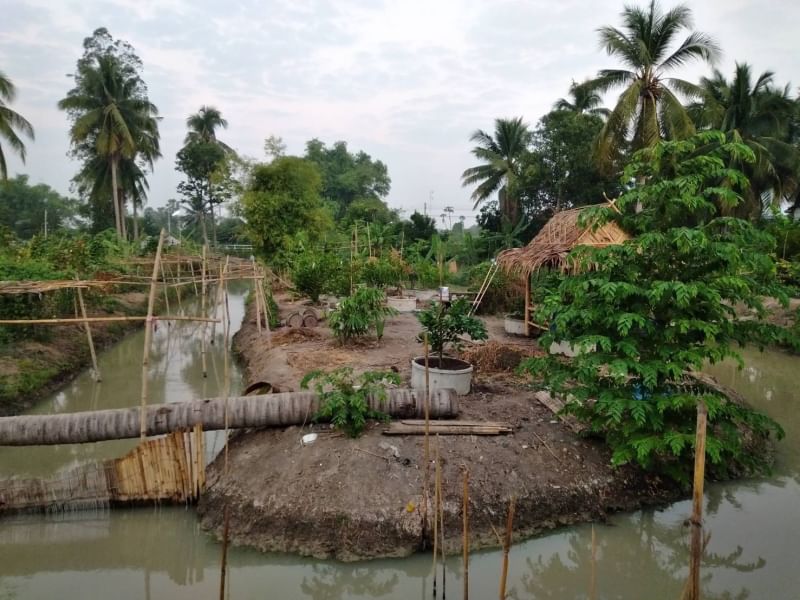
411 297 488 395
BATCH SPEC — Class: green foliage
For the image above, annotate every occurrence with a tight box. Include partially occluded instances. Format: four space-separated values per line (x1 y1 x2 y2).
361 257 401 289
301 367 400 437
0 70 35 181
521 132 792 483
242 157 333 260
291 251 339 302
0 176 80 239
304 139 391 219
417 297 488 361
328 287 397 344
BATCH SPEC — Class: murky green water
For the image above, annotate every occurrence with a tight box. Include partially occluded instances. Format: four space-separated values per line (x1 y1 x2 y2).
0 291 798 599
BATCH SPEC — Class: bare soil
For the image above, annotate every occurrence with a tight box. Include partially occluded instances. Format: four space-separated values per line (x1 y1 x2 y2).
198 293 681 561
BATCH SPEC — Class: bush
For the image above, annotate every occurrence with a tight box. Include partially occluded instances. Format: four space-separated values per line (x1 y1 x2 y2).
416 297 488 362
291 252 336 302
301 367 401 437
328 287 397 343
521 133 791 483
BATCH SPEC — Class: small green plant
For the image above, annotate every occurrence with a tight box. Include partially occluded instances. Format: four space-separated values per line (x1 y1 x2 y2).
328 287 397 344
301 367 401 437
417 297 488 363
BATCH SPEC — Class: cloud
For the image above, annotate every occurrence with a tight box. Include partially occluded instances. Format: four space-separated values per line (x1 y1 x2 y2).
1 0 799 225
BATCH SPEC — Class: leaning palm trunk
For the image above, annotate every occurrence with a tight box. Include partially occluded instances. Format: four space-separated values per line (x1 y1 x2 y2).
119 190 128 240
110 156 122 236
0 389 459 446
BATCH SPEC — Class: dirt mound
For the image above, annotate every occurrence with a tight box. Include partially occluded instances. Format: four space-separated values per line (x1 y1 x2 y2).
271 327 322 344
461 341 543 372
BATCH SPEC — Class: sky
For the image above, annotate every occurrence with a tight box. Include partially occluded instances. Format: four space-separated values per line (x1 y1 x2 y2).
1 0 798 226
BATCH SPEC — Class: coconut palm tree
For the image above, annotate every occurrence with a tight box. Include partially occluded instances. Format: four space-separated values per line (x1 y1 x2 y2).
689 63 798 217
59 54 160 237
461 117 532 225
591 1 720 170
553 80 610 118
185 106 231 150
0 71 34 181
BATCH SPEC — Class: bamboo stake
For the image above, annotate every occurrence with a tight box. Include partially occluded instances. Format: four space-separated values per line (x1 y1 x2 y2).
462 467 469 600
686 402 708 600
256 269 272 349
0 315 219 325
219 503 230 600
140 229 166 439
438 438 446 599
221 260 231 471
423 332 431 540
590 524 597 600
189 260 198 295
498 495 515 600
251 257 262 336
174 261 184 314
432 437 440 598
159 258 171 320
201 245 208 378
524 274 531 337
76 285 101 382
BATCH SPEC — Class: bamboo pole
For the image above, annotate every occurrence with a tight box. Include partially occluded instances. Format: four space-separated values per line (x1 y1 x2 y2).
462 467 470 600
423 332 431 539
76 285 101 382
437 437 446 598
498 496 515 600
221 261 231 471
432 435 440 598
255 270 272 349
686 402 708 600
159 258 171 320
219 503 230 600
140 230 166 439
524 274 531 337
0 315 219 325
251 257 262 336
200 245 208 378
590 525 597 600
189 259 198 295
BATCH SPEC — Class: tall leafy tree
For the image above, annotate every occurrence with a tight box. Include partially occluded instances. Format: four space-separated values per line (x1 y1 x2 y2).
590 1 720 170
0 70 34 181
303 139 391 218
689 63 798 218
0 175 79 238
553 79 610 118
461 117 532 225
59 28 160 237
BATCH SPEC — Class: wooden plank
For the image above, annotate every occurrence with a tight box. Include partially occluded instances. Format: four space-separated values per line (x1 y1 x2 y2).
384 423 511 436
400 419 512 428
533 390 586 434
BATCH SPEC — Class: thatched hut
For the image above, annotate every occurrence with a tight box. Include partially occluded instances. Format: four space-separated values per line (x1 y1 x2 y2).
496 203 629 335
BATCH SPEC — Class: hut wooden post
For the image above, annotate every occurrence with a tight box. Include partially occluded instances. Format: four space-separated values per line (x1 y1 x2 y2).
76 284 101 382
524 273 531 337
686 402 708 600
140 230 166 438
200 245 208 378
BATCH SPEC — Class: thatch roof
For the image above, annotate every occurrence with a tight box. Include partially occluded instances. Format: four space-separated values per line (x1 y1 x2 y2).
496 204 629 278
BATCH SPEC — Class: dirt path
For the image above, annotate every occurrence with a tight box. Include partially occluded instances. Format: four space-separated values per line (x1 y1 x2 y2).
198 294 680 560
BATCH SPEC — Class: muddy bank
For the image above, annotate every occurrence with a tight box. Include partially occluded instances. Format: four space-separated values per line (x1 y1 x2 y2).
198 295 682 561
0 291 150 416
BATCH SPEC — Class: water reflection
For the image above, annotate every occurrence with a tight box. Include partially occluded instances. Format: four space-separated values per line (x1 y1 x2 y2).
0 305 798 599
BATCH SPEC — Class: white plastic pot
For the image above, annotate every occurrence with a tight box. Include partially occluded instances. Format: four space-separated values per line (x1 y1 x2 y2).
410 356 474 396
503 316 526 336
387 296 417 312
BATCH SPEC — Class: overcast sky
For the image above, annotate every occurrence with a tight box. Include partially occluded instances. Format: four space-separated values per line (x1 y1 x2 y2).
1 0 798 225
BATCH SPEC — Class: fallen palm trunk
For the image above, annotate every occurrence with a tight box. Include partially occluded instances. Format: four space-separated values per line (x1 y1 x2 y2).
0 389 458 446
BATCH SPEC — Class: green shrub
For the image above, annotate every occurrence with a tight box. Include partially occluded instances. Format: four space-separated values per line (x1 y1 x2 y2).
291 252 336 302
301 367 401 437
328 287 397 343
416 297 488 362
521 133 791 483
